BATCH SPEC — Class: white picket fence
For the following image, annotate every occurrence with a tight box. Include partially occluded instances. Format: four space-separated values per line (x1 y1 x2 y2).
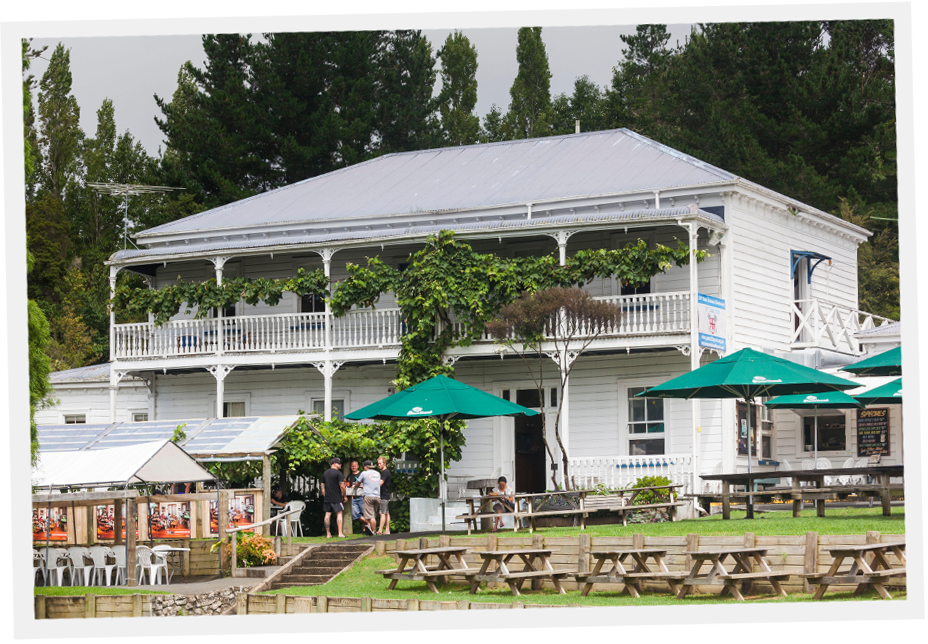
569 454 695 495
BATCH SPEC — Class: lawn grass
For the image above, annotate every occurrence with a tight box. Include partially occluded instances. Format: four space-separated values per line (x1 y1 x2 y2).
447 506 904 539
34 586 170 596
260 554 905 606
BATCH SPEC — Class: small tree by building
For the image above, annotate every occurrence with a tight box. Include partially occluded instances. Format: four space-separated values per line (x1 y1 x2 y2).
487 287 622 489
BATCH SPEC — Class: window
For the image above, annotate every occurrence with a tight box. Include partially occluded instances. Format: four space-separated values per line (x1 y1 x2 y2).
501 388 556 409
620 280 652 296
312 399 345 420
63 414 86 424
803 415 847 452
224 402 246 418
300 293 325 313
131 412 149 422
627 387 664 455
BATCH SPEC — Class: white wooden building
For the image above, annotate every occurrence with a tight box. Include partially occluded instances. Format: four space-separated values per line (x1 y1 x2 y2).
38 129 897 496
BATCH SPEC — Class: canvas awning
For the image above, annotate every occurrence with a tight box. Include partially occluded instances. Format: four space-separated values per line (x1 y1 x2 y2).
32 439 216 489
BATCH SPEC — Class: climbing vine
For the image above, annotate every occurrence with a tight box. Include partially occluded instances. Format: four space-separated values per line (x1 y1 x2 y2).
111 267 329 325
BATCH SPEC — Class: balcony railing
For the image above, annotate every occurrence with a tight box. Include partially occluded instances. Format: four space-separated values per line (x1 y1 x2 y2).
569 454 695 495
112 291 693 361
792 299 895 355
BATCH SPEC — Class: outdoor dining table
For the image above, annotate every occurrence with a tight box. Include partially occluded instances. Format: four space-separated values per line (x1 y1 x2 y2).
676 547 790 601
576 549 681 597
471 548 567 597
376 546 473 594
151 546 191 583
699 465 904 519
802 541 906 600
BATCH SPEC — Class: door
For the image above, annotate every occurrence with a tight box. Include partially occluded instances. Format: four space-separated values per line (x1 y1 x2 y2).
515 415 546 493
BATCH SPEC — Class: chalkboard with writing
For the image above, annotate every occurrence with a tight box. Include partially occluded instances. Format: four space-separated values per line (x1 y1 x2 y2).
857 408 889 456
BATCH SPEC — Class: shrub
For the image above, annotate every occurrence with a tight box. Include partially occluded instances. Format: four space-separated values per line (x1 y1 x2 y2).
627 475 676 505
215 532 279 568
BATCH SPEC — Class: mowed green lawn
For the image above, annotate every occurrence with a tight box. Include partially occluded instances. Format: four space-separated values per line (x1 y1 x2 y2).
260 553 905 606
34 586 170 596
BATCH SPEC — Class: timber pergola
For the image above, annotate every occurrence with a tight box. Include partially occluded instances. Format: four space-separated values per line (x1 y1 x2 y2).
32 440 217 587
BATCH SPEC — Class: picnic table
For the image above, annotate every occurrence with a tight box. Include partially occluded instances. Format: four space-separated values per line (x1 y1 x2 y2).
376 546 473 594
457 486 684 534
801 541 906 600
575 549 681 597
471 548 567 597
676 547 790 601
699 465 904 519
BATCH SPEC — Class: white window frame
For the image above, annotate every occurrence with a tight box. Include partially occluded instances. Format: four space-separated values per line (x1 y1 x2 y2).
618 379 668 456
127 409 149 423
207 392 251 418
60 412 88 424
795 409 851 457
307 389 351 420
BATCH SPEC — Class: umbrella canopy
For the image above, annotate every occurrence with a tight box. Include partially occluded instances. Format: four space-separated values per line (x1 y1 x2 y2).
345 374 540 421
765 391 865 410
839 347 902 377
344 374 539 531
765 392 864 470
642 348 859 400
854 378 903 405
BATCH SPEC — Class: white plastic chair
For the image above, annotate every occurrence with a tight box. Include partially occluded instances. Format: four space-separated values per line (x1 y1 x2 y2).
778 459 792 488
840 458 858 485
67 547 93 586
38 547 68 586
33 549 47 586
136 546 168 585
703 461 723 494
88 545 116 586
151 545 176 583
282 501 306 537
110 545 127 585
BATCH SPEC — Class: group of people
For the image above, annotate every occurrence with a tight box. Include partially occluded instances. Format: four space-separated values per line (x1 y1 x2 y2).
322 456 392 538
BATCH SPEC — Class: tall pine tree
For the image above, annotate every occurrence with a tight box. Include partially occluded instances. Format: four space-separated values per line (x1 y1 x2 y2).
37 43 82 203
504 27 553 139
437 30 480 146
376 30 439 154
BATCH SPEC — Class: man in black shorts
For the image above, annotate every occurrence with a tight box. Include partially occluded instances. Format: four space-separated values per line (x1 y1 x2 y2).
321 457 346 538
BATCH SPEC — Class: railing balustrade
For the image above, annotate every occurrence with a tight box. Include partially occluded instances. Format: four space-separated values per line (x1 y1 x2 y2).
569 454 694 496
792 299 895 355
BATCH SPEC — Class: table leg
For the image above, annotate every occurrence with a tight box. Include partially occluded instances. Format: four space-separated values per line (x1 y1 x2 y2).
622 554 643 598
812 555 844 600
388 556 410 591
853 554 890 599
815 477 825 518
791 477 802 518
754 553 786 598
678 559 705 599
471 557 492 594
654 554 679 595
880 475 892 516
721 481 731 520
581 556 607 597
541 555 565 595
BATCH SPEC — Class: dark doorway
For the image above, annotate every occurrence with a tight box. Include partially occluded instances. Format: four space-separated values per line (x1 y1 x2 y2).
515 415 546 493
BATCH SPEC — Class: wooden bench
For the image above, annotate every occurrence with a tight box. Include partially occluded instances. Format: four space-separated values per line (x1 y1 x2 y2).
804 542 906 600
574 549 681 597
677 548 790 601
470 549 565 597
378 547 473 594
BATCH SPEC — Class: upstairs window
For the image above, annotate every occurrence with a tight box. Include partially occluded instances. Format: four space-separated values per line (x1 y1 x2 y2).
300 293 325 314
63 414 86 424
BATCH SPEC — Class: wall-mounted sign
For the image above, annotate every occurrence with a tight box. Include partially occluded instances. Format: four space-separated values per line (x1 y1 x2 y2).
697 294 726 351
857 408 890 457
148 501 191 538
208 494 255 535
33 508 68 541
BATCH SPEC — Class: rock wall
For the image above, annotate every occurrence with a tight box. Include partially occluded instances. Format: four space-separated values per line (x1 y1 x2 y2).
151 590 238 616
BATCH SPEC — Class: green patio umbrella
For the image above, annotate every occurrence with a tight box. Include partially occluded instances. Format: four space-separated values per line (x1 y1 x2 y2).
765 392 864 469
854 378 903 405
839 347 902 377
344 374 540 532
639 348 858 518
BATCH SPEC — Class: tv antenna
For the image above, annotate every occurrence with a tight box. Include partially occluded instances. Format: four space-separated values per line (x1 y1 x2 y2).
87 182 185 249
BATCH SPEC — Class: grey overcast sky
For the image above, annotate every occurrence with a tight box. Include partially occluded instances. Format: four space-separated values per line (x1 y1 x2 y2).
30 24 693 156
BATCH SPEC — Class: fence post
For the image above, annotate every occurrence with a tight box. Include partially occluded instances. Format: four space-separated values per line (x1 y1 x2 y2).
633 533 645 551
361 597 372 612
406 598 419 611
685 533 698 573
84 593 96 619
803 532 818 593
456 600 469 610
132 594 143 617
34 595 46 620
231 531 238 578
236 592 248 615
742 532 755 595
374 541 386 556
532 533 545 591
316 596 328 614
275 594 286 614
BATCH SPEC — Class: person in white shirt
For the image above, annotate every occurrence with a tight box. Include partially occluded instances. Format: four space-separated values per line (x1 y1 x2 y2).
490 476 515 532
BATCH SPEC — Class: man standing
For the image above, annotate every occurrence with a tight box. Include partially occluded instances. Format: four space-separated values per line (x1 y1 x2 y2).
377 456 392 535
321 457 346 538
345 460 363 525
352 460 381 536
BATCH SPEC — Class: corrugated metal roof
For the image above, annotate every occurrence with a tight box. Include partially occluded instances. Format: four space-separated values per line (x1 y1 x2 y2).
112 205 724 261
36 415 302 459
137 129 735 238
49 363 142 384
855 321 901 336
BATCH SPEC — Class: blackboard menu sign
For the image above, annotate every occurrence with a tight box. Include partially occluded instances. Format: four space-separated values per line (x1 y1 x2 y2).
857 408 890 456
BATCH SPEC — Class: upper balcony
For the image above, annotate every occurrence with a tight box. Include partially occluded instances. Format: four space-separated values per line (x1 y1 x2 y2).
791 298 895 355
111 291 692 365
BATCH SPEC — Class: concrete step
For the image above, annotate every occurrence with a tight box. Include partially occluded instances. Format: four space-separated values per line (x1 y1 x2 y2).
233 565 281 578
269 581 323 590
290 566 346 575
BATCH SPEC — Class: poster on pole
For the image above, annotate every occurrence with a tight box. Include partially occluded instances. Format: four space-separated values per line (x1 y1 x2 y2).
94 505 139 540
697 294 726 352
148 501 191 538
208 494 255 535
857 408 890 456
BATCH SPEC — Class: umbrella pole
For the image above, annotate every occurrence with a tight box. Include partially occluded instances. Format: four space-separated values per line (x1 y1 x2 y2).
746 399 754 520
813 408 819 470
440 427 446 533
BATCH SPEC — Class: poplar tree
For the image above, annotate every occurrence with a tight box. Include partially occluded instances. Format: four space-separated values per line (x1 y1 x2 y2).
504 27 553 139
437 30 480 146
37 43 82 203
